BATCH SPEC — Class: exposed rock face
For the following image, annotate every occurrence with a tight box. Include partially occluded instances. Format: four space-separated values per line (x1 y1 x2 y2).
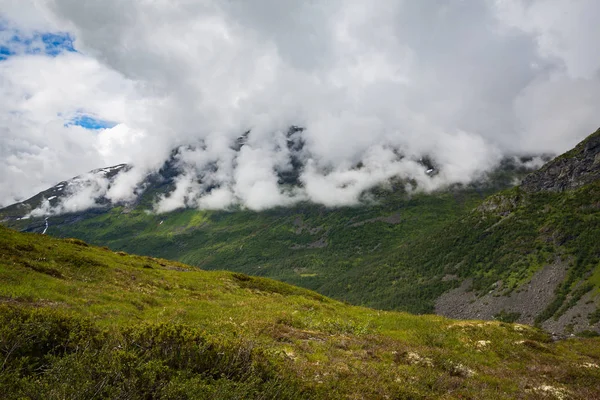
435 260 600 336
542 290 600 336
521 128 600 193
435 261 569 325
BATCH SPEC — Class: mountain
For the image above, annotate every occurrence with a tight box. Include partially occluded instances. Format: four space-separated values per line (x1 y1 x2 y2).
429 129 600 335
521 128 600 193
0 156 539 309
0 125 538 224
2 129 599 336
0 163 128 221
1 225 599 399
0 126 322 220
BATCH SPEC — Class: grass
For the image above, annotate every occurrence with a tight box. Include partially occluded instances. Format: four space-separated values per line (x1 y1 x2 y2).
1 225 600 398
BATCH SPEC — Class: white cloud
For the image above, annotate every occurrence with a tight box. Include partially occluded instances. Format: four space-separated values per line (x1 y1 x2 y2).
2 0 600 212
0 49 146 206
154 173 200 214
492 0 600 79
29 170 110 217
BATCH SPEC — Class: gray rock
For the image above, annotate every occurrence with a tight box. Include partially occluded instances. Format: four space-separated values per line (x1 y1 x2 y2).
521 128 600 193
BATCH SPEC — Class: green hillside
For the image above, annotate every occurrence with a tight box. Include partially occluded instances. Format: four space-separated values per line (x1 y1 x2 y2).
1 168 528 315
1 225 600 399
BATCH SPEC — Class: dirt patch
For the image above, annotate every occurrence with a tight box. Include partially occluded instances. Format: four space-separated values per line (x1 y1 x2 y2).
0 295 68 308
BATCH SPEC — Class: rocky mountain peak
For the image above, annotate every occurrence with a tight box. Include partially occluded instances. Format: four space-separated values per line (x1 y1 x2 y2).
521 128 600 193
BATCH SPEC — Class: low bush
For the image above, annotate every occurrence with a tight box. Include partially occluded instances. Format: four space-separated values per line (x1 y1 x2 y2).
0 305 305 400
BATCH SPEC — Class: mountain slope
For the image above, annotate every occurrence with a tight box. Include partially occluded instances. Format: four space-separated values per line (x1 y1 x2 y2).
521 128 600 193
1 225 600 399
1 130 598 335
0 158 538 314
316 129 600 335
0 164 128 220
419 129 600 334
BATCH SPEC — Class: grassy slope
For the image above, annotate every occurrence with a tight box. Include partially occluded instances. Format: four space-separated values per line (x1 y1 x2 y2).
1 225 600 399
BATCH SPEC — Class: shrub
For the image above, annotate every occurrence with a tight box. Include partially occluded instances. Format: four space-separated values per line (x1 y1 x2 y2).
0 305 306 400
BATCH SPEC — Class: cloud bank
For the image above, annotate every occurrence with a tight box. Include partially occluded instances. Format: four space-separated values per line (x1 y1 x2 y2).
1 0 600 212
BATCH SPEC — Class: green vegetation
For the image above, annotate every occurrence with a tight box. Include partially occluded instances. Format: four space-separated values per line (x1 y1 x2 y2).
387 182 600 324
6 183 513 314
1 226 600 399
13 170 599 326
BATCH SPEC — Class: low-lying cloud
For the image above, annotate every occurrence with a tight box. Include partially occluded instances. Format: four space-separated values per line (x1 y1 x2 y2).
2 0 600 213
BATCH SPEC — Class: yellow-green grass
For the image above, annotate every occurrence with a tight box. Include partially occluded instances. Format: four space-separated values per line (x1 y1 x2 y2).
1 225 599 399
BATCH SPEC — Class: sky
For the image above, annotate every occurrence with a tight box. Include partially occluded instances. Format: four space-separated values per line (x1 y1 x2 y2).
1 0 600 212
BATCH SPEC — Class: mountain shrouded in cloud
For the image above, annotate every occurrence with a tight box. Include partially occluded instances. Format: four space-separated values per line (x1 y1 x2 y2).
1 0 600 211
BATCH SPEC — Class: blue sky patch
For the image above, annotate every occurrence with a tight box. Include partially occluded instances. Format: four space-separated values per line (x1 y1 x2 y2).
0 45 13 60
0 22 77 60
66 115 117 130
40 33 76 55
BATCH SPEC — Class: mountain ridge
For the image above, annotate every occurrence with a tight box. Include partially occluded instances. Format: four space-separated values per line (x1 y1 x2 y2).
521 128 600 193
0 123 548 222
